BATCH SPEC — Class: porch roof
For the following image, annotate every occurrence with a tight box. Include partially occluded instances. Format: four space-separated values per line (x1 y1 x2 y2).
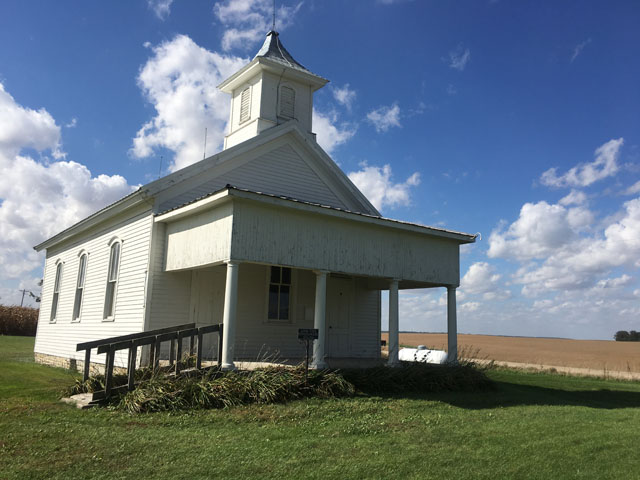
155 185 477 245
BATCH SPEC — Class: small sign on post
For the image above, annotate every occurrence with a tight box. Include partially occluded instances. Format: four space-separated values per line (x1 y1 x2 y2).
298 328 319 382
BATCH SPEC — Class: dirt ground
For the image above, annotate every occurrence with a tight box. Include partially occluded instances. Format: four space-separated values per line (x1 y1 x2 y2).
381 333 640 374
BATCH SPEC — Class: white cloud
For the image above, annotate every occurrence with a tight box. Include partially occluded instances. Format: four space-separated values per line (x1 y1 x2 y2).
558 189 587 206
623 180 640 196
131 35 247 171
331 84 356 110
448 45 471 71
312 110 356 154
0 83 135 292
148 0 174 20
596 274 633 289
570 38 591 63
214 0 302 51
460 262 501 295
490 193 640 297
366 103 401 133
540 138 624 188
348 162 420 210
487 201 592 261
65 117 78 128
460 302 480 312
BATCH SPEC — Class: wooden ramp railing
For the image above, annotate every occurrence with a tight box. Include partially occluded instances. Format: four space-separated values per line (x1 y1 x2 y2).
76 323 223 400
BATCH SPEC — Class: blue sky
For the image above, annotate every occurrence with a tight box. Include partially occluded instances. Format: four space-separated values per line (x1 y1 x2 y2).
1 0 639 340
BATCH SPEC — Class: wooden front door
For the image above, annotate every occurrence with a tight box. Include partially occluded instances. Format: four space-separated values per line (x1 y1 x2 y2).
327 277 352 357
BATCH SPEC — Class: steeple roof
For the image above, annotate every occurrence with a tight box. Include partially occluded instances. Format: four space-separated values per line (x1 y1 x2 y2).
254 30 319 77
218 30 328 94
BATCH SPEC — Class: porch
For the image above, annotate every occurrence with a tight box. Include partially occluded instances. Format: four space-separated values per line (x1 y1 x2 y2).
151 186 475 370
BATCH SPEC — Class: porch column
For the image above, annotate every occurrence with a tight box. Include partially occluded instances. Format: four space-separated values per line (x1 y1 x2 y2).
221 261 239 370
312 270 329 369
446 285 457 364
387 279 400 366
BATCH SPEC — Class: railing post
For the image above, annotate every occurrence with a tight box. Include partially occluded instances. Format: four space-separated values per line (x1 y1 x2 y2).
175 332 183 375
217 323 224 368
154 336 161 371
169 337 176 366
83 349 91 381
196 331 203 370
149 342 155 368
128 342 137 391
104 345 116 397
189 334 195 357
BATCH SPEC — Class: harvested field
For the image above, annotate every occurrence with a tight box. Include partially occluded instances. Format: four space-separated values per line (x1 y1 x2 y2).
382 333 640 374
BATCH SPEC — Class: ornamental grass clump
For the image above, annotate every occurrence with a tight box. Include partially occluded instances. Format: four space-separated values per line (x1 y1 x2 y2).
114 365 355 413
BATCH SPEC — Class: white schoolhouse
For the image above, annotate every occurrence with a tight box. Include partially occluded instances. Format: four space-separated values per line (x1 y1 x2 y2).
34 31 476 371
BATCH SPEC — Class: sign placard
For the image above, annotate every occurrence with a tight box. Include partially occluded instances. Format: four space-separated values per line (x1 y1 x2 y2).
298 328 319 340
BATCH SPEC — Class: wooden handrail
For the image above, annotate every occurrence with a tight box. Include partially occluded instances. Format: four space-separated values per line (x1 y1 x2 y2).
76 323 195 351
76 322 224 399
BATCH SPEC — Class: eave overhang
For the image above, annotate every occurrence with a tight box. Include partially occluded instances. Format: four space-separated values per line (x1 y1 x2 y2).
155 186 477 245
218 57 329 94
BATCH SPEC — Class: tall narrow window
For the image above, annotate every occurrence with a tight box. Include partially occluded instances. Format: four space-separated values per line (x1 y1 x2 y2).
268 266 291 321
239 87 251 123
104 242 121 319
73 254 87 321
280 86 295 119
50 262 63 322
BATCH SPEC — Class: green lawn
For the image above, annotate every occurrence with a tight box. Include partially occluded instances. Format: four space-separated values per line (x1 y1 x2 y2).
1 336 639 480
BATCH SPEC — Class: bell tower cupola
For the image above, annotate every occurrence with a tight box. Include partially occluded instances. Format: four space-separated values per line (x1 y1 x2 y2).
218 31 329 149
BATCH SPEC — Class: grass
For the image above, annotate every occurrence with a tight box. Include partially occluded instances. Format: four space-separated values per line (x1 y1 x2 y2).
1 336 640 479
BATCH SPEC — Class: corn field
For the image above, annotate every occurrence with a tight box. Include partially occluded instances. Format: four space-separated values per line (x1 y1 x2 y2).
0 306 39 336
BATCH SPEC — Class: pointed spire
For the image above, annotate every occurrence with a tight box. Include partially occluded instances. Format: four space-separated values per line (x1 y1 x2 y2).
254 30 312 75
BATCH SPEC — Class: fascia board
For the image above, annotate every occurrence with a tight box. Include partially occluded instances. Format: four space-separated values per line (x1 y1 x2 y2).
286 126 381 216
228 189 475 243
154 190 231 223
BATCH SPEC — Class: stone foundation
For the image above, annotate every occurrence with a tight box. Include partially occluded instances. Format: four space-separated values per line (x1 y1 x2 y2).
34 352 127 376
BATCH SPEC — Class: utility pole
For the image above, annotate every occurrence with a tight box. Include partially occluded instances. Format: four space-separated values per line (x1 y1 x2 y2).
20 289 26 307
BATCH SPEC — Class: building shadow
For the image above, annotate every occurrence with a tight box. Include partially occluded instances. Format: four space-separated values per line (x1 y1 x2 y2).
421 381 640 410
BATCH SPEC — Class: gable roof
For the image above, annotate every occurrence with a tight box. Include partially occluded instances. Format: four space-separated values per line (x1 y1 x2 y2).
150 121 380 216
34 121 379 252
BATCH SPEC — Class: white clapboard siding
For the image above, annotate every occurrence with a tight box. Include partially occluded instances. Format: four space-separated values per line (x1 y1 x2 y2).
35 207 153 367
146 222 192 333
185 263 381 360
158 144 347 213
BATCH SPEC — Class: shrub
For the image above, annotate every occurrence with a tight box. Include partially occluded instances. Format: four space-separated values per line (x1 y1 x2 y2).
68 358 495 413
341 361 495 395
0 306 39 336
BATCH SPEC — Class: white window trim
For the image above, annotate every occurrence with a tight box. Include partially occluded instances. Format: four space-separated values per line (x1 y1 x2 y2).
264 266 297 325
50 260 64 323
103 239 122 322
72 251 88 323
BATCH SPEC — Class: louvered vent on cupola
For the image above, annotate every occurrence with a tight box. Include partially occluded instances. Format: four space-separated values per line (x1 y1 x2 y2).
239 87 251 123
279 86 295 119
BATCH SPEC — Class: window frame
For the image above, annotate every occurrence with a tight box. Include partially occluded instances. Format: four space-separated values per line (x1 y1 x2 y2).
239 86 251 124
72 252 88 322
103 239 122 321
279 85 295 120
264 266 296 324
50 260 63 323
